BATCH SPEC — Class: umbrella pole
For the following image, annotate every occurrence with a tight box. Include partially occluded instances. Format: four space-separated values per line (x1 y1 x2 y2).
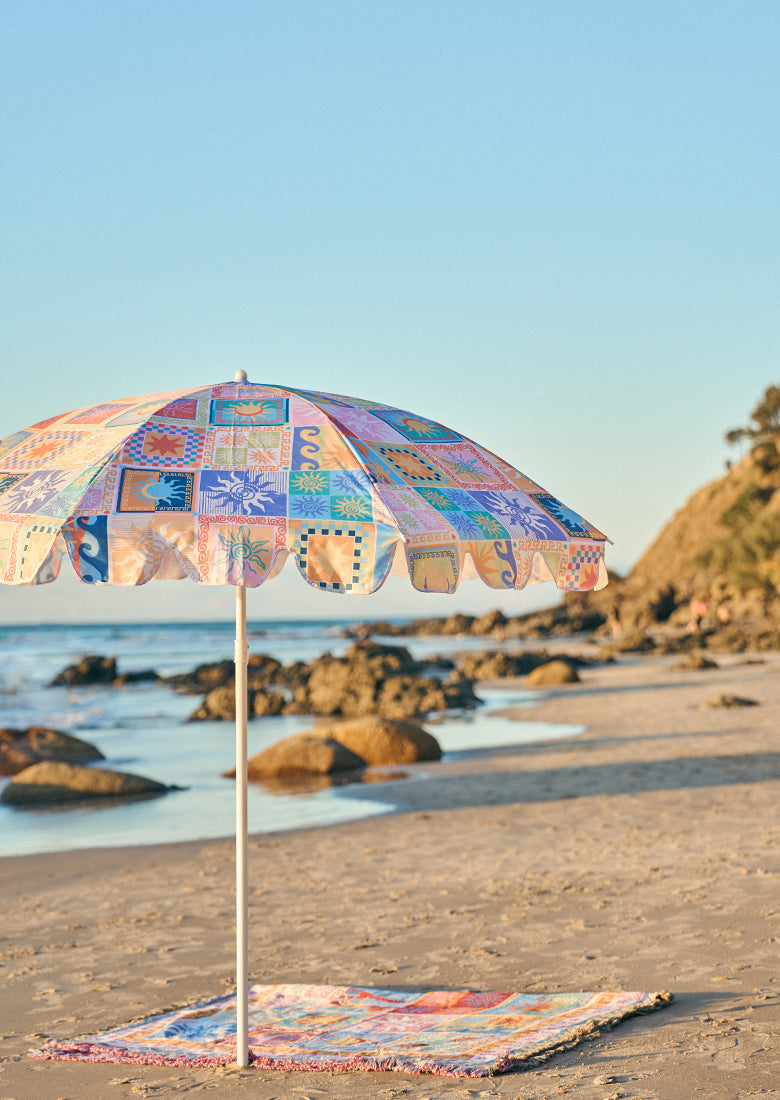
234 584 249 1067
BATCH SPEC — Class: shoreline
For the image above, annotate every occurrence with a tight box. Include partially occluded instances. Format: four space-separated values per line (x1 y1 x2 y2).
1 653 778 1098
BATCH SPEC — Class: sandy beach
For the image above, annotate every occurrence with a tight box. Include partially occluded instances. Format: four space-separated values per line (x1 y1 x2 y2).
1 653 778 1099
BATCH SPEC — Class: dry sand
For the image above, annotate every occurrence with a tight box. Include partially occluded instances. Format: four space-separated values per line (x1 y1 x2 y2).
1 653 778 1099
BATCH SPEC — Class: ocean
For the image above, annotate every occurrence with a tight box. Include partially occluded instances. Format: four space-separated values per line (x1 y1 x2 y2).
0 620 583 857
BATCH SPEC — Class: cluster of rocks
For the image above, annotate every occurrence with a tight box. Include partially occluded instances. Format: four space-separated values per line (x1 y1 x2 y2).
346 603 606 642
180 641 481 723
0 725 175 806
228 716 442 781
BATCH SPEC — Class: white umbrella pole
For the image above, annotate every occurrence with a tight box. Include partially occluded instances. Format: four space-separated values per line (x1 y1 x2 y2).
234 584 249 1067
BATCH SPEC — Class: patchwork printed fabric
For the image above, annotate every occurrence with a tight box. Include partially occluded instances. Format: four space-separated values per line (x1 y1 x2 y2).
0 381 608 593
29 983 671 1076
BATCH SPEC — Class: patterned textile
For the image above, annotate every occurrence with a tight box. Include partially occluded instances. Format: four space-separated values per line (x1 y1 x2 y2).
29 983 671 1076
0 382 609 593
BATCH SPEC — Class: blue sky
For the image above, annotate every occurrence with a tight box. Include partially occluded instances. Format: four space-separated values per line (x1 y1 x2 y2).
1 1 778 622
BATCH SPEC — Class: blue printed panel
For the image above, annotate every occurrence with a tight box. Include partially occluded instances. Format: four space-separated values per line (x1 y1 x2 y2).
199 471 286 516
117 470 195 512
64 516 109 583
531 493 594 538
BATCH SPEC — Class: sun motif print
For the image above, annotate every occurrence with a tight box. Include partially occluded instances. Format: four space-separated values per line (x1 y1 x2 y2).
215 527 271 582
290 471 329 494
331 496 372 521
198 472 285 516
118 471 194 512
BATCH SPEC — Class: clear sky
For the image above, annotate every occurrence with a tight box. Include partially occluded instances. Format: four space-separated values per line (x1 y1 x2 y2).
1 1 778 623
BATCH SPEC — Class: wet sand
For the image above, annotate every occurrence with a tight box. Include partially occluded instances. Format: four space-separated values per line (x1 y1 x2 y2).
1 654 778 1099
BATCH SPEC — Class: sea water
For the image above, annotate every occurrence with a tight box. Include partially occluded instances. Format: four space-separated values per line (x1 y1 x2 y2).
0 621 583 857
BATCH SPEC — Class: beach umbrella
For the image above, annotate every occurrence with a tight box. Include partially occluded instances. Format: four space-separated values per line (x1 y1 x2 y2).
0 373 609 1067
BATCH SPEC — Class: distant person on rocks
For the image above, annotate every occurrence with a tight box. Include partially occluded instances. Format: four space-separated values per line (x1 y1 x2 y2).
687 599 709 632
606 603 622 639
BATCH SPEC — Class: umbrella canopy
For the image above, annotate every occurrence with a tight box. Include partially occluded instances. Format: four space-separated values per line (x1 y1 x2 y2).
0 376 607 593
0 375 609 1067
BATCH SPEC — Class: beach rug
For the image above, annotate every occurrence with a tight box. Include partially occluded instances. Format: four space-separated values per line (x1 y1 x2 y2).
29 983 672 1077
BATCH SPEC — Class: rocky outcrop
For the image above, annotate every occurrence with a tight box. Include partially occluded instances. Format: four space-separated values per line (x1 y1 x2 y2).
182 640 480 722
0 727 104 777
112 669 160 685
456 649 552 680
50 655 117 687
0 761 173 805
50 656 160 688
164 659 235 695
525 659 581 686
242 735 365 779
308 716 441 765
288 643 478 719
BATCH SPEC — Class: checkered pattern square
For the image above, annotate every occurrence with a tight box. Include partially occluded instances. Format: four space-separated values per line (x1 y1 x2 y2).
290 521 371 591
122 425 206 469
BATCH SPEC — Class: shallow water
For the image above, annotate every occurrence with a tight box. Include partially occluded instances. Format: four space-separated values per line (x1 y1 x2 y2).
0 621 582 857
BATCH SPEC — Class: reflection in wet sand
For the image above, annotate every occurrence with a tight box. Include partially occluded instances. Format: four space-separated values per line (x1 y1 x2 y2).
255 767 411 796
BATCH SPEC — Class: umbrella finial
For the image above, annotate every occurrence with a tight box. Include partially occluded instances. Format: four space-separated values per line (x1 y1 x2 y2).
234 370 248 383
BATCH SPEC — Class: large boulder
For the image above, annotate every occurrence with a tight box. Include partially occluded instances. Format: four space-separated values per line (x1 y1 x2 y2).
307 716 441 764
0 727 104 776
0 761 172 805
50 655 117 687
525 659 581 686
242 735 365 779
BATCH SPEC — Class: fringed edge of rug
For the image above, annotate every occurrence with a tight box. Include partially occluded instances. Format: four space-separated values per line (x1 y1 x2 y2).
28 1043 236 1067
486 990 675 1077
28 991 674 1076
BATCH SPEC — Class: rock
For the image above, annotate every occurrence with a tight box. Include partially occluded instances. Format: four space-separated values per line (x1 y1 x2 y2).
303 655 378 716
164 659 235 695
113 669 160 685
342 641 418 675
272 660 310 689
243 735 365 778
50 655 117 687
0 727 104 776
470 610 507 636
673 654 719 670
187 684 242 722
701 693 759 708
253 690 286 717
526 659 581 686
247 654 283 689
457 650 550 680
439 613 475 636
308 716 442 765
0 761 171 805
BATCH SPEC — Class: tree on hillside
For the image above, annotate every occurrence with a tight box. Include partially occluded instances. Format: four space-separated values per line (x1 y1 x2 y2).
726 384 780 472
